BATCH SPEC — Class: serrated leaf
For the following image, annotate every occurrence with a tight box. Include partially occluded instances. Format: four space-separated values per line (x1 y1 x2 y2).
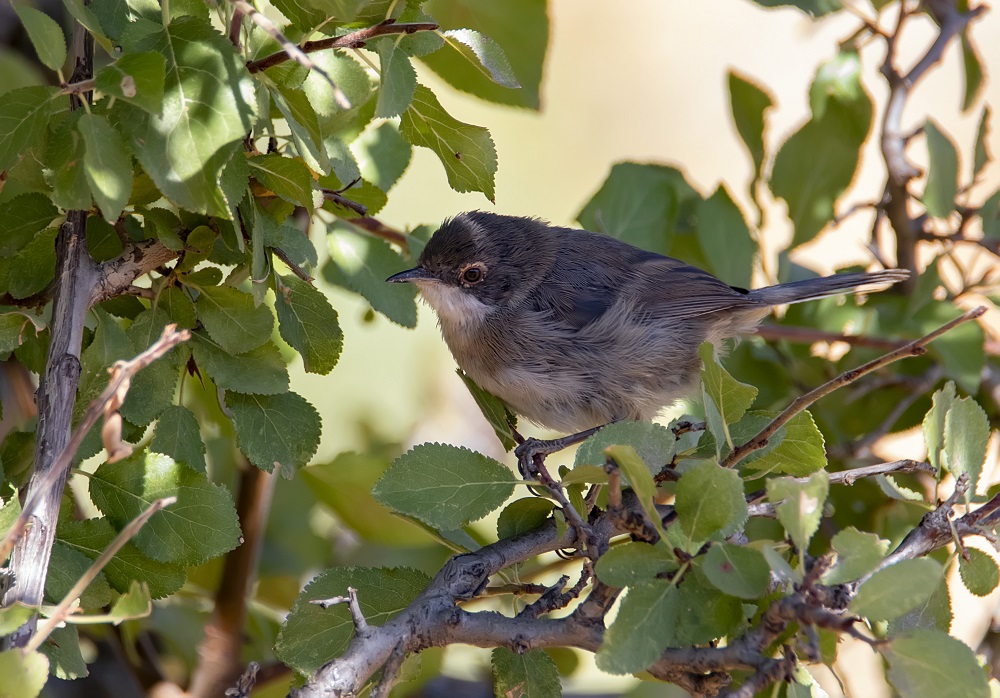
269 83 330 174
741 410 826 477
924 120 959 218
46 542 113 610
78 113 133 222
943 396 990 501
702 543 769 599
767 471 828 553
496 498 554 540
441 29 520 89
94 51 167 114
577 162 698 255
458 371 517 451
0 312 40 357
885 629 990 698
227 391 321 475
12 4 66 72
420 0 545 108
959 548 999 597
605 444 664 538
372 443 516 530
194 284 273 354
0 193 58 256
274 273 343 375
700 343 758 454
191 333 289 395
675 461 747 545
850 558 942 621
275 566 429 675
0 605 34 636
89 451 241 565
876 473 926 502
120 309 181 426
595 579 677 674
575 421 676 474
696 185 755 289
353 121 412 193
248 153 314 211
155 286 197 329
48 113 91 211
322 227 417 328
42 627 85 679
821 527 889 585
923 381 956 475
770 52 871 247
672 568 743 645
0 649 48 698
8 228 57 299
374 38 417 118
399 84 497 201
151 405 206 473
492 648 559 698
0 86 57 173
111 17 256 216
594 541 677 588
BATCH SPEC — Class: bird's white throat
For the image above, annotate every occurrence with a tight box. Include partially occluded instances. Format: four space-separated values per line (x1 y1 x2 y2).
416 282 493 329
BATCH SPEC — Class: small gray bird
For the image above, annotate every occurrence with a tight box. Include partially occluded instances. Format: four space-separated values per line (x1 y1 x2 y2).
388 211 909 434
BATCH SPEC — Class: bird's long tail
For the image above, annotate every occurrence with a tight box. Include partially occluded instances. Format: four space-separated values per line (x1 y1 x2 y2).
747 269 910 306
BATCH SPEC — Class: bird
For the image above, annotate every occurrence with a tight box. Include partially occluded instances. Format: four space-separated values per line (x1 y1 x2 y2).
387 211 909 434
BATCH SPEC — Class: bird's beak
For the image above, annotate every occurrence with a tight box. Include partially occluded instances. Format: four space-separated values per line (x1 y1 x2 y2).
386 266 436 284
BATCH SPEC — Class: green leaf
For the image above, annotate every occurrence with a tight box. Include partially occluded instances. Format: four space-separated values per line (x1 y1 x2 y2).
8 228 57 299
194 284 273 355
107 580 153 624
274 273 343 375
728 70 774 182
269 83 330 175
595 579 677 674
399 84 497 201
421 0 546 108
923 381 956 475
0 86 57 173
372 443 516 530
496 498 554 540
0 193 58 256
94 51 167 114
441 29 520 89
276 566 429 675
575 421 676 474
12 4 66 72
151 405 206 473
974 107 991 177
89 450 241 565
458 371 518 452
605 444 664 538
111 17 256 216
374 39 417 119
923 120 959 218
702 543 769 599
227 391 322 475
155 286 197 329
78 113 133 223
850 558 942 621
671 569 742 645
961 34 984 112
766 471 829 553
248 153 314 211
675 461 748 545
191 333 289 395
0 649 48 698
594 541 677 588
699 343 758 454
921 304 985 394
959 548 999 597
696 185 755 289
353 121 413 193
46 541 113 610
944 396 990 501
889 573 952 635
577 162 697 255
492 648 560 698
749 0 842 16
885 629 990 698
821 527 889 586
120 309 180 426
741 410 826 477
0 313 40 357
322 227 418 328
876 474 925 502
0 605 34 636
770 52 871 247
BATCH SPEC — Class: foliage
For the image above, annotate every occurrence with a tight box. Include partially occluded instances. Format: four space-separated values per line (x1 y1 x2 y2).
0 0 998 697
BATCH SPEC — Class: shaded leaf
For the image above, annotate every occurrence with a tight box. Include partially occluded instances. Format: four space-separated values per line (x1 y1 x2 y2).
227 391 322 475
274 273 343 375
822 527 889 586
850 558 942 621
575 421 676 474
12 4 66 71
492 648 559 698
700 342 758 455
959 548 999 598
594 541 677 588
374 38 417 119
458 371 517 452
248 153 314 211
191 333 289 395
79 113 133 222
767 471 828 553
696 185 755 289
595 580 677 674
0 193 58 256
0 86 57 173
702 543 769 599
675 461 747 544
885 629 989 698
194 284 273 355
496 498 554 540
151 405 206 473
923 120 959 218
94 51 167 114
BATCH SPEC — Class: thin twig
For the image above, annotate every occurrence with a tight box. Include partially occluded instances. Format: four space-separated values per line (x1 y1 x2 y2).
271 246 313 282
0 325 191 564
346 216 411 251
25 495 177 653
246 19 439 74
311 587 369 632
721 307 986 468
754 324 908 350
321 188 367 216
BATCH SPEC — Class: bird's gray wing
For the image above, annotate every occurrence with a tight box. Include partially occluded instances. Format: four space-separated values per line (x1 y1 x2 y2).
629 256 760 319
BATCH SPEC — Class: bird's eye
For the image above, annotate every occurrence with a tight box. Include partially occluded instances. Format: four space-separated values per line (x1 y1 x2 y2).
460 264 486 286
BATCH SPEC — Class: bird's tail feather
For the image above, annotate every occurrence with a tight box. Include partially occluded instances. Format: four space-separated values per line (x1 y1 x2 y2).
748 269 910 306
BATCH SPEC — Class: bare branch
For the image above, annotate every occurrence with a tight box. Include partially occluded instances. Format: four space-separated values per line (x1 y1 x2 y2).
721 306 986 468
754 324 908 350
